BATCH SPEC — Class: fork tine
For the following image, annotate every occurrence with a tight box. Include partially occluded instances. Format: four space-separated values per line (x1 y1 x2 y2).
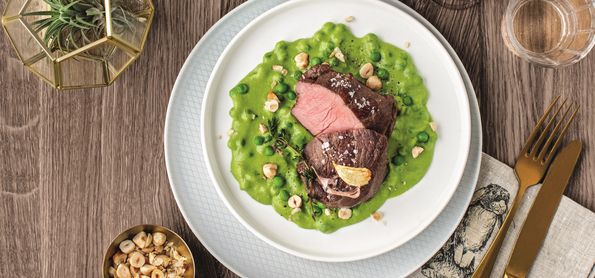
520 96 561 155
544 105 579 165
537 102 573 161
529 97 567 157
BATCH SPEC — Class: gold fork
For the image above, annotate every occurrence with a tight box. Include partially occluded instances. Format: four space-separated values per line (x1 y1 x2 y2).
472 96 579 278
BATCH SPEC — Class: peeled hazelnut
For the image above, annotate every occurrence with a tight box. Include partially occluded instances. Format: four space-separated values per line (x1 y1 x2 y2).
264 99 279 112
151 269 165 278
130 266 140 276
116 264 132 278
324 208 331 216
108 266 116 277
345 15 355 22
141 247 155 253
359 63 374 79
141 276 151 278
119 240 136 254
262 163 278 179
330 47 345 62
148 253 157 265
372 211 383 221
294 52 309 69
366 76 382 90
412 146 424 158
112 251 127 266
140 264 156 275
153 245 164 254
338 208 352 220
429 122 437 132
171 249 185 261
288 195 302 209
258 123 268 134
129 251 146 268
291 208 301 215
145 233 153 247
152 232 167 247
272 65 287 75
133 231 148 248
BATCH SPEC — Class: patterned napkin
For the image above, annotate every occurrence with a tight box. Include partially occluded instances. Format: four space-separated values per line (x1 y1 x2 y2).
409 154 595 278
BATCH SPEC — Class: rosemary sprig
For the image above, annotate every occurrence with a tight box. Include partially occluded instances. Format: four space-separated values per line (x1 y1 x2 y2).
23 0 141 54
265 118 326 219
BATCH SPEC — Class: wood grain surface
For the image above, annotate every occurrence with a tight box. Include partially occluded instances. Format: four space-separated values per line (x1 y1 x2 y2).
0 0 593 277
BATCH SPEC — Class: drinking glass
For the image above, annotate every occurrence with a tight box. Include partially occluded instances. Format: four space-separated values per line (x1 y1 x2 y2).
502 0 595 68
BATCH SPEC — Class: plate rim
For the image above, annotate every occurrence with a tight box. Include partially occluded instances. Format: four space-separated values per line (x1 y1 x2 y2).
199 0 471 262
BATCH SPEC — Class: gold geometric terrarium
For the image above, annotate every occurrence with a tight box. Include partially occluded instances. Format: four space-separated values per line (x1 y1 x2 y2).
1 0 153 89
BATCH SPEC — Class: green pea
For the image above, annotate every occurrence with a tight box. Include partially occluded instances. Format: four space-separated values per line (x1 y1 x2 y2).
253 136 264 145
272 176 285 188
377 68 389 80
292 71 302 80
392 155 406 166
263 146 275 156
287 91 296 100
263 134 273 142
403 96 413 106
313 205 322 215
417 131 430 143
370 51 381 62
278 190 289 201
231 83 249 95
329 57 339 66
311 57 322 66
273 82 289 94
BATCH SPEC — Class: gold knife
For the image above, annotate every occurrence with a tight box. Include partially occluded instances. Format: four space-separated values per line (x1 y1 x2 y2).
503 140 583 278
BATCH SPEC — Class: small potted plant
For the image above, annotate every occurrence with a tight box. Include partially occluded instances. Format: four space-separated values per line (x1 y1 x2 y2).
2 0 154 89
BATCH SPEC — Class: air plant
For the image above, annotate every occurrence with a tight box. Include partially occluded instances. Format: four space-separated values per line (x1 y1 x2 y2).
23 0 142 53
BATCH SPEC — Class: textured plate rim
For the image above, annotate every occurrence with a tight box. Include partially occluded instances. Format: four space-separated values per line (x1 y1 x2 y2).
199 0 471 262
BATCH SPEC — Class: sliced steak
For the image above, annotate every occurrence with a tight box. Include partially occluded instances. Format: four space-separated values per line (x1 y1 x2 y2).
301 129 389 208
292 64 397 137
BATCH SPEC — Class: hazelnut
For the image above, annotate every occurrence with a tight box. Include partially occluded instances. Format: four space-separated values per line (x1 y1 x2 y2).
324 208 331 216
288 195 302 209
129 251 146 268
133 231 149 248
338 208 352 220
372 211 383 221
258 123 268 134
151 269 165 278
366 76 382 90
330 47 345 62
262 163 278 179
112 251 127 266
152 232 166 247
108 266 116 277
116 264 132 278
264 99 279 112
345 16 355 22
140 264 156 275
119 240 136 254
291 208 301 215
294 52 309 69
429 122 437 132
359 63 374 79
412 146 424 158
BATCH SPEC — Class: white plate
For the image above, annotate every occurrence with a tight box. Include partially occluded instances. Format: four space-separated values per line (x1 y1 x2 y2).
165 0 481 276
200 0 470 262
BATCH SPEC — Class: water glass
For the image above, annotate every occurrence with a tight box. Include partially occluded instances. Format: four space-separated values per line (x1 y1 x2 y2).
502 0 595 68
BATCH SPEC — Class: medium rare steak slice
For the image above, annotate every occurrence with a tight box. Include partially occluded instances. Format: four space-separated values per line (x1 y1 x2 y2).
301 129 389 208
292 64 397 137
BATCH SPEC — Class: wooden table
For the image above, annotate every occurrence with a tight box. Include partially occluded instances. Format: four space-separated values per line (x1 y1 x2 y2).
1 0 593 277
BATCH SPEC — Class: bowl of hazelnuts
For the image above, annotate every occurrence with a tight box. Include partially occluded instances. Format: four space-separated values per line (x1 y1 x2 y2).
102 224 195 278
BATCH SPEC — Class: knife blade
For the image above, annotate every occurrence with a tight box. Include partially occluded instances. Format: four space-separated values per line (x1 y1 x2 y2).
503 140 583 278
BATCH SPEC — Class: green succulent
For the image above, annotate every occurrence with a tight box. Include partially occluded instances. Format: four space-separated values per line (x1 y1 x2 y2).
23 0 141 53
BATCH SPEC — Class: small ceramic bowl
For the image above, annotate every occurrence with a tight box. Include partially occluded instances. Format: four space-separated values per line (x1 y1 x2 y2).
102 224 195 278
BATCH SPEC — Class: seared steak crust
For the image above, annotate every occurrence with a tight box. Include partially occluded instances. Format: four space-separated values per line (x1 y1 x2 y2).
302 129 389 208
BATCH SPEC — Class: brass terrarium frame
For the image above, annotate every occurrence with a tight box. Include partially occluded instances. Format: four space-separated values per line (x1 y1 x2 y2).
2 0 154 89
